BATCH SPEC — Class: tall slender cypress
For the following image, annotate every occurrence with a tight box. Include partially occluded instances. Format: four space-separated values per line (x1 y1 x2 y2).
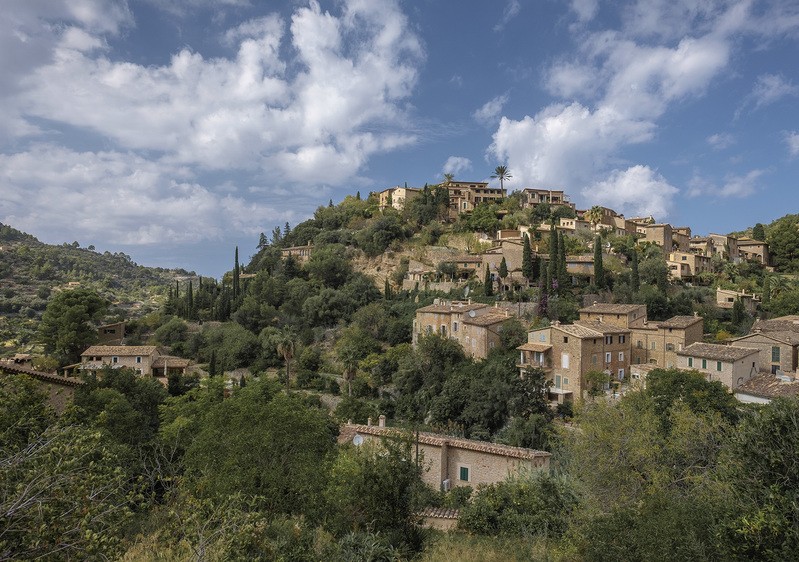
233 246 240 300
522 234 534 282
547 224 557 291
631 249 640 293
557 231 568 290
594 235 605 289
484 265 494 296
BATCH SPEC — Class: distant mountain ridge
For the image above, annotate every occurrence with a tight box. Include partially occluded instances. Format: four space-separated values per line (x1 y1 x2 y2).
0 222 192 353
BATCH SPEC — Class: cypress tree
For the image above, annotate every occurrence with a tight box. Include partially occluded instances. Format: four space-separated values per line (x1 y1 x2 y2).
522 234 534 282
631 249 640 293
384 278 392 300
187 280 194 318
233 246 240 299
594 235 605 289
763 276 771 306
209 349 217 377
499 257 508 281
328 199 334 208
752 223 765 241
547 224 557 291
484 265 494 296
283 222 291 239
356 191 361 200
557 231 568 290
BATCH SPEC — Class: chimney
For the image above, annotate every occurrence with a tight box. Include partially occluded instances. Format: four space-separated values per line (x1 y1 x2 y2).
694 311 699 317
378 415 386 428
367 417 372 427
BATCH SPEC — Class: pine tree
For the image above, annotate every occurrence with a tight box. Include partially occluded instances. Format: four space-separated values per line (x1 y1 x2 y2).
283 222 291 239
631 249 640 293
594 235 605 289
328 199 334 208
258 232 268 249
484 265 494 296
356 191 361 200
522 234 534 282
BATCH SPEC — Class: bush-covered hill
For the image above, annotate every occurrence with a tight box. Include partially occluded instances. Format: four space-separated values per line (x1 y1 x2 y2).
0 223 190 353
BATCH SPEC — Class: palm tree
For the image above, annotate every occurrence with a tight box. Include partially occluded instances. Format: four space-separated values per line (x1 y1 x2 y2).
443 172 455 184
276 333 295 391
584 205 604 229
491 165 512 195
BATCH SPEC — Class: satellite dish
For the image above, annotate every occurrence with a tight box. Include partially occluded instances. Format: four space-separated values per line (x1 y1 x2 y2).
353 434 364 446
469 310 477 318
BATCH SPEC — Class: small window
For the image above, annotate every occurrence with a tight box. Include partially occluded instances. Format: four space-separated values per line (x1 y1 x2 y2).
112 356 118 364
592 354 597 364
688 357 693 367
605 352 611 363
666 344 675 352
605 335 612 345
619 335 626 344
453 322 458 332
563 337 569 343
651 342 656 350
618 368 625 380
459 466 470 482
772 346 781 363
716 361 722 371
136 356 142 364
618 352 624 362
702 359 707 369
562 353 570 369
563 377 569 386
637 340 643 349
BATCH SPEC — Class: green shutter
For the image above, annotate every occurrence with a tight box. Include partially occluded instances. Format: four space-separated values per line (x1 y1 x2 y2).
459 466 469 481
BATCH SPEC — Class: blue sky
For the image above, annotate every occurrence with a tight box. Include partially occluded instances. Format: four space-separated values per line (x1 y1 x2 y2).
1 0 798 277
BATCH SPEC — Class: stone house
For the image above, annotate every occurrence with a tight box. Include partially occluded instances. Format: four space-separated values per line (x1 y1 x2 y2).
79 345 190 379
97 321 125 345
519 188 574 211
736 238 770 266
482 240 525 288
412 300 517 360
672 227 692 251
644 224 673 251
734 372 799 404
667 251 712 280
0 361 84 414
689 236 714 256
338 419 550 491
708 234 740 262
716 288 760 313
729 330 799 375
630 315 704 369
677 342 759 390
519 321 631 402
445 181 504 218
376 186 421 211
281 242 313 264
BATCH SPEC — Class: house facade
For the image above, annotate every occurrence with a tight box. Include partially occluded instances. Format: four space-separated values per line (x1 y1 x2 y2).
677 342 759 390
376 186 421 211
736 238 770 265
445 181 504 218
412 300 516 360
79 345 190 379
667 251 712 280
338 419 550 491
729 331 799 375
520 188 575 211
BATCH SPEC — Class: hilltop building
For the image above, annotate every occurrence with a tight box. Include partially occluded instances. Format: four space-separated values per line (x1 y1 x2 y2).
78 345 190 380
444 181 504 218
376 185 421 211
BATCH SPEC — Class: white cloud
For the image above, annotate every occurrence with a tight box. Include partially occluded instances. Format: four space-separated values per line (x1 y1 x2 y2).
473 94 509 125
707 132 734 149
443 156 472 176
570 0 598 23
786 131 799 157
12 0 422 185
744 74 799 112
0 144 291 245
686 169 765 198
494 1 521 32
582 165 678 219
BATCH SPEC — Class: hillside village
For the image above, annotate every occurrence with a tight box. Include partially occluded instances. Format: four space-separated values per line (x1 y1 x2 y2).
2 177 799 560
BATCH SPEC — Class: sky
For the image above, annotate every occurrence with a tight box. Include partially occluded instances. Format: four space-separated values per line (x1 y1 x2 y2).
1 0 798 278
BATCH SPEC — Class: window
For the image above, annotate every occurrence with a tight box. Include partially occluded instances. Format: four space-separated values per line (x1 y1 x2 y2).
605 335 613 345
591 354 597 364
453 322 458 332
716 361 722 371
459 466 470 482
688 357 693 367
666 344 675 352
619 335 626 344
618 352 624 362
651 342 656 350
563 377 569 386
702 359 707 369
563 337 569 343
112 356 118 364
618 368 625 380
561 353 570 369
605 352 612 363
136 356 142 364
539 334 546 342
555 375 562 388
772 346 781 363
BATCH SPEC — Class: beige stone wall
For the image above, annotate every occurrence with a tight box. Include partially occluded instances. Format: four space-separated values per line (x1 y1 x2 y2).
679 354 759 390
731 335 797 374
579 306 646 328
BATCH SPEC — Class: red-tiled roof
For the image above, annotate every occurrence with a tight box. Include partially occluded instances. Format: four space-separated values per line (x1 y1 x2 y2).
0 361 85 387
517 342 552 352
579 303 645 314
81 345 157 357
736 373 799 399
678 342 759 362
419 507 460 519
658 316 703 329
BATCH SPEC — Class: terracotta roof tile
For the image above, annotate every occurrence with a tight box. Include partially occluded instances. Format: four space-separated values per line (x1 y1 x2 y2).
553 323 603 338
338 424 550 460
463 313 512 327
517 342 553 352
736 373 799 399
579 303 645 314
678 342 759 362
658 316 703 329
420 507 460 519
574 321 631 334
82 345 158 357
